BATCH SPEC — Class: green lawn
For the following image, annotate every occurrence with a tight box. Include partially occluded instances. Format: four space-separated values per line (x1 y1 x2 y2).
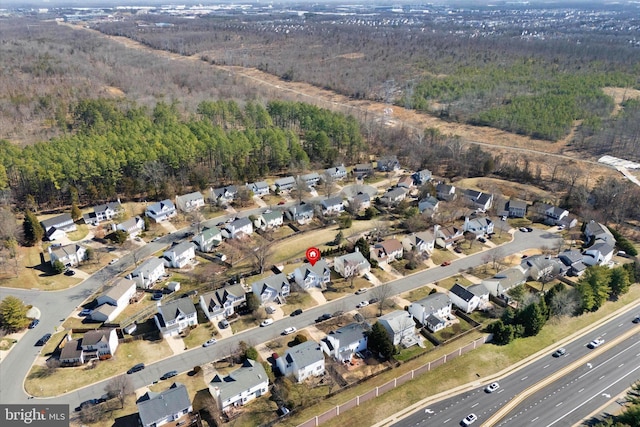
182 322 218 349
434 318 476 342
395 340 433 362
403 285 433 302
436 275 474 290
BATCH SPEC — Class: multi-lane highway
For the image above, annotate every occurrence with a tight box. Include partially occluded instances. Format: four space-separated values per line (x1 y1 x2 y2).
390 304 640 427
0 226 558 412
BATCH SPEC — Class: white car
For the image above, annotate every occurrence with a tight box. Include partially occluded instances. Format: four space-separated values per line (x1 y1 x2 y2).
283 327 297 335
355 288 368 295
260 319 274 327
202 338 217 347
109 258 119 265
588 338 604 349
485 382 500 393
357 301 369 308
462 413 478 426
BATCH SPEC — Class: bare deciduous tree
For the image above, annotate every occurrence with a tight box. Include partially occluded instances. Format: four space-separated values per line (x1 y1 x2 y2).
371 284 395 317
104 374 134 409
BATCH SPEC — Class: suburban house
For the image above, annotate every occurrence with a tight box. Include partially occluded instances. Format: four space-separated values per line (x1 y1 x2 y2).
583 242 615 266
353 163 374 179
300 172 321 188
333 251 371 278
397 176 414 189
225 217 253 239
209 359 269 411
408 292 452 332
535 203 569 225
286 202 315 223
60 329 119 365
372 239 404 264
255 210 284 230
199 284 246 321
128 257 166 289
436 183 456 201
163 241 196 269
91 278 137 322
251 273 290 304
380 187 408 205
418 196 439 214
412 169 432 186
175 191 205 212
467 283 491 306
41 213 76 240
434 225 465 248
325 165 347 180
321 322 369 362
274 176 296 192
49 244 86 268
377 156 400 172
246 181 270 197
463 217 494 236
482 266 527 298
558 250 588 276
82 201 122 226
293 260 331 290
115 216 145 238
321 197 345 215
449 284 481 314
505 200 528 218
463 189 493 211
584 220 616 245
378 310 419 347
137 382 193 427
521 255 564 281
154 299 198 337
276 340 326 383
402 230 436 254
145 200 177 222
210 185 238 205
349 192 371 210
192 226 222 252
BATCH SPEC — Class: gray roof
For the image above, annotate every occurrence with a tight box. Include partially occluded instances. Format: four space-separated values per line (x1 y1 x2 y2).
301 172 320 182
261 210 283 223
229 217 252 229
147 199 175 214
298 259 330 279
413 292 451 313
50 243 84 260
210 359 268 403
275 176 296 187
507 199 528 210
41 213 74 230
450 284 476 303
101 278 136 302
336 251 369 267
165 241 196 257
60 338 82 361
468 283 490 297
248 181 269 190
321 197 343 208
588 242 615 256
378 310 414 334
176 191 203 203
282 340 324 368
82 329 114 346
329 322 369 345
118 216 142 231
436 183 455 193
94 201 122 214
158 299 197 323
132 257 164 278
382 187 407 200
198 226 222 241
215 283 245 305
326 165 347 176
426 313 445 327
138 383 191 427
288 203 314 215
253 273 288 293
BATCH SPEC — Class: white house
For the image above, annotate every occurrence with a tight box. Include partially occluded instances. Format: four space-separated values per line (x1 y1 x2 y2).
559 250 588 277
81 328 119 358
321 322 369 362
41 213 76 240
463 217 494 236
49 244 86 268
91 278 137 322
372 239 404 264
418 196 439 214
435 183 456 201
128 258 166 289
333 251 371 278
380 187 408 206
378 311 418 347
349 192 371 210
192 226 222 252
467 283 490 305
199 284 246 321
163 242 196 269
276 340 325 383
137 382 193 427
145 200 177 222
175 191 205 212
321 197 345 215
300 172 321 188
246 181 270 197
377 156 400 172
584 220 616 245
210 186 237 205
293 260 331 290
225 217 253 239
251 273 290 304
325 165 347 180
505 200 528 218
449 283 481 314
408 292 452 332
255 210 283 231
155 299 198 337
82 201 122 226
116 216 145 238
412 169 432 186
274 176 296 192
402 230 436 254
583 242 615 266
286 203 315 223
209 359 269 411
463 189 493 211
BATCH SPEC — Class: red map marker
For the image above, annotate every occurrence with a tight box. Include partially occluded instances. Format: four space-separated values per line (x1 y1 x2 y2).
306 247 321 266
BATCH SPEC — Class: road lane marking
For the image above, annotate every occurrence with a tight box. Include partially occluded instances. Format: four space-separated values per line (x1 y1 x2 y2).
444 418 451 423
618 364 625 368
521 376 528 381
599 375 605 380
578 388 584 393
497 389 504 394
472 403 479 408
543 364 550 369
555 402 563 407
532 417 539 422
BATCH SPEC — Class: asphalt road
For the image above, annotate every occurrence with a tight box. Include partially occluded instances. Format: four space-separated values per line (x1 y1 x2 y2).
390 304 640 427
0 226 557 411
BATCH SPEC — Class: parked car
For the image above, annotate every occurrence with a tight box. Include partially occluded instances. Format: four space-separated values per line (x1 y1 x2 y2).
283 326 297 335
315 313 332 323
151 292 163 301
368 298 380 304
290 308 303 316
35 333 51 346
519 227 531 232
278 201 286 205
64 269 76 276
357 301 369 308
214 252 227 261
485 382 500 393
75 399 100 412
203 338 217 347
127 363 145 374
79 309 92 317
355 288 368 295
440 261 451 267
454 246 463 253
28 319 39 329
260 319 274 327
160 370 178 380
478 237 486 243
552 348 566 357
109 258 119 265
633 316 640 324
462 413 478 426
265 306 276 314
588 338 604 349
219 319 230 329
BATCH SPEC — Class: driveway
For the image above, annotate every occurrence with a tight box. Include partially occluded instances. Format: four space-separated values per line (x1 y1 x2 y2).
307 287 327 305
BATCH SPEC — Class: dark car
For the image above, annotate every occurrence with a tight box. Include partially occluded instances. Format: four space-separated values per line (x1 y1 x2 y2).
28 319 39 329
219 319 230 329
75 399 100 412
633 316 640 324
290 308 303 316
369 297 380 304
151 292 163 301
160 370 178 380
35 333 51 346
127 363 145 374
315 313 332 323
64 269 76 276
478 237 486 243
